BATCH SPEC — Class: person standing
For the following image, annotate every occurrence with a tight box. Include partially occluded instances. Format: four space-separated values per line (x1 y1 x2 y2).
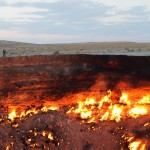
3 49 6 57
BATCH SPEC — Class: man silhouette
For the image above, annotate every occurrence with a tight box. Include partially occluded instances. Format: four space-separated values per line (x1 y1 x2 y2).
3 49 6 57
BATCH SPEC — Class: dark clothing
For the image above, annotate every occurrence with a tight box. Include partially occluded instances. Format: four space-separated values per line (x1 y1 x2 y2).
3 50 6 57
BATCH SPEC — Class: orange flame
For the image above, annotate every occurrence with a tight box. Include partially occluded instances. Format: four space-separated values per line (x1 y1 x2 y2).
128 106 148 119
7 90 149 123
110 104 123 122
8 106 59 122
139 95 150 105
8 109 17 122
128 139 147 150
123 134 147 150
48 132 54 140
119 93 130 105
67 90 149 123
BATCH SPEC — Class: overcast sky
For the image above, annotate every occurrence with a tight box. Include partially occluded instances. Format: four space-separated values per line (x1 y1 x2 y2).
0 0 150 43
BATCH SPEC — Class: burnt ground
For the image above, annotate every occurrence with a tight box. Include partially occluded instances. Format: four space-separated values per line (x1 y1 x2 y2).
0 106 150 150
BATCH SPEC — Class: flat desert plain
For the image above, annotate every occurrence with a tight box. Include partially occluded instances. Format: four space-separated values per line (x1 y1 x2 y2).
0 41 150 57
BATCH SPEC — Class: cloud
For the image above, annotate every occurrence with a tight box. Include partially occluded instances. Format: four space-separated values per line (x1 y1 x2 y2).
0 0 150 43
0 6 48 23
94 14 147 25
89 0 150 11
5 0 60 4
86 0 150 25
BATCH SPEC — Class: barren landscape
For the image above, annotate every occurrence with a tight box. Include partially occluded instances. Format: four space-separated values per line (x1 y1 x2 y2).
0 41 150 57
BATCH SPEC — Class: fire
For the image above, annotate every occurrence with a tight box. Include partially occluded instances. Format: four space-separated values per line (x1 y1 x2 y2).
12 123 19 128
128 140 147 150
67 90 149 123
7 90 149 124
41 106 58 112
67 98 96 122
42 131 54 140
48 106 58 110
119 93 130 105
3 89 150 149
8 109 17 122
6 146 10 150
99 90 112 108
144 122 149 127
48 133 54 140
85 98 96 105
110 104 123 122
123 134 147 150
139 95 150 104
8 105 59 122
128 106 148 118
100 112 109 121
42 131 47 137
129 141 141 150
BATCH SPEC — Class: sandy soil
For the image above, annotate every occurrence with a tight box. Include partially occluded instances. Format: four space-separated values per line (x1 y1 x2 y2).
0 41 150 57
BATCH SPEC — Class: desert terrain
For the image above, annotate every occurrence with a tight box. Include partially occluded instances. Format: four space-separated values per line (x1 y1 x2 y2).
0 41 150 57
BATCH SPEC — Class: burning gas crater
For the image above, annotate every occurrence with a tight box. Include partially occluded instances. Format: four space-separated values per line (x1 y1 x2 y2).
0 54 150 149
4 90 150 150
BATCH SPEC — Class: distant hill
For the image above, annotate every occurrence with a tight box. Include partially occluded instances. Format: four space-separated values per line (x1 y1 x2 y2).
0 41 150 57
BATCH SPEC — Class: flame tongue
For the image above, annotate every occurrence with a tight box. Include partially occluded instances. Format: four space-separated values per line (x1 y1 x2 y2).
110 104 123 122
8 106 59 122
139 95 150 104
67 90 149 123
7 90 149 123
8 110 17 122
128 140 146 150
128 106 148 118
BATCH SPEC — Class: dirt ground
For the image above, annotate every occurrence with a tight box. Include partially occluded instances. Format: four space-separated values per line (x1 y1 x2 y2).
0 41 150 57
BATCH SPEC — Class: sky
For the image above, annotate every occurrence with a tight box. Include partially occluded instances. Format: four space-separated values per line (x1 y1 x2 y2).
0 0 150 44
